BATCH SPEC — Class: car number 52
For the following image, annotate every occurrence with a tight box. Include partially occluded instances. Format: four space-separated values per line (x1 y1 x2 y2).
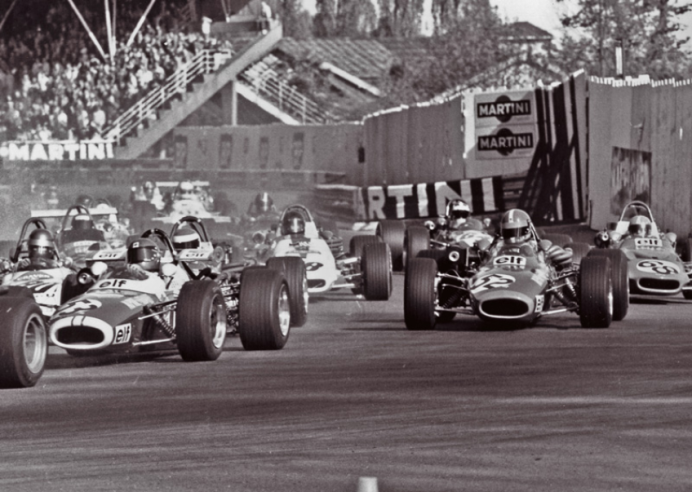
471 273 516 293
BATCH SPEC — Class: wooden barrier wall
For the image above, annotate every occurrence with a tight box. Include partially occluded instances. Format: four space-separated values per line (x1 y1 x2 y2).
588 78 692 236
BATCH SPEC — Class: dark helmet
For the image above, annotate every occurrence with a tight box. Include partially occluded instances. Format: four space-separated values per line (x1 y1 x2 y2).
254 192 273 214
127 238 160 272
75 195 93 209
628 215 651 237
172 226 201 250
500 209 532 244
282 211 305 235
28 229 56 261
445 199 471 228
71 214 94 231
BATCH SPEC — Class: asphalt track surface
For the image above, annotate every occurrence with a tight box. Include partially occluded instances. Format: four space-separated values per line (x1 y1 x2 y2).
2 270 692 492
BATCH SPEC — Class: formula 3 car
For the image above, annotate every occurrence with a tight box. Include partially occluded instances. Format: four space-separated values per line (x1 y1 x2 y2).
404 227 628 330
593 200 692 299
245 205 392 300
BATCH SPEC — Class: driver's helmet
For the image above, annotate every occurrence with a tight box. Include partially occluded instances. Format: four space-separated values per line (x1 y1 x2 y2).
629 215 651 237
445 199 471 229
254 191 273 214
172 226 201 251
500 209 533 244
71 214 94 231
282 211 305 236
143 181 155 199
127 238 160 272
28 229 56 261
178 181 195 199
75 194 93 209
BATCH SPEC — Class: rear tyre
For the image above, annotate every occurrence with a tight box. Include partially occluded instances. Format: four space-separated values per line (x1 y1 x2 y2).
404 257 438 330
404 226 430 269
362 243 392 300
349 235 381 258
587 249 629 321
579 256 613 328
266 257 308 327
176 280 227 361
376 220 406 271
239 268 291 350
0 298 48 388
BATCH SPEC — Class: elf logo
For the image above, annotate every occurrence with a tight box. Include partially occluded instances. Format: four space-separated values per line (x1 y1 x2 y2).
477 95 531 123
478 128 534 156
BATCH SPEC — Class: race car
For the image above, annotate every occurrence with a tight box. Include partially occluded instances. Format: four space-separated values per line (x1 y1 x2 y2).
0 217 86 389
244 204 392 300
49 227 296 363
593 200 692 299
404 223 628 330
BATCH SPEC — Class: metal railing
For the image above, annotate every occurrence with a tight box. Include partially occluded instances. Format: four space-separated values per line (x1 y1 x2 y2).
239 65 333 124
104 48 234 142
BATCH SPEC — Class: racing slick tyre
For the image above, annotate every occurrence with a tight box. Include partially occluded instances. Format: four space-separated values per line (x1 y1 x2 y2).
362 243 393 300
349 235 381 258
586 249 629 321
176 280 227 361
266 257 308 327
563 242 591 265
404 257 438 330
539 233 573 248
579 256 613 329
376 220 406 271
404 226 431 270
238 267 291 350
0 297 48 388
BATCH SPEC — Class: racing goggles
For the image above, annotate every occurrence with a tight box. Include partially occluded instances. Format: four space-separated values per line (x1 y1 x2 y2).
449 210 470 220
502 226 530 242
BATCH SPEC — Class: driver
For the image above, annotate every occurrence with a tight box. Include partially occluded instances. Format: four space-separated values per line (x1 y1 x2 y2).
16 229 73 271
628 215 652 238
65 214 106 243
130 180 165 211
446 199 472 230
486 209 573 269
171 227 201 251
247 191 278 218
175 181 197 201
122 238 188 292
281 211 306 237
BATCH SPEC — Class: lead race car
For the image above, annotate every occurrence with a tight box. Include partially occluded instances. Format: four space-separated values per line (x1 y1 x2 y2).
49 226 295 362
244 204 392 301
593 200 692 299
404 216 628 330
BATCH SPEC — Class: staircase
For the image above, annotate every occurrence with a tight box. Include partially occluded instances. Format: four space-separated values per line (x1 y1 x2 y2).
237 55 334 124
107 23 285 159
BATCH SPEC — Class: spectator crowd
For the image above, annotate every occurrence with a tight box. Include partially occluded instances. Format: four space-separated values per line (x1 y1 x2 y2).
0 0 233 142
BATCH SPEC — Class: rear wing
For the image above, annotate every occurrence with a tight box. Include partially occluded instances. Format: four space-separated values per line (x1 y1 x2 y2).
155 181 210 189
31 206 119 219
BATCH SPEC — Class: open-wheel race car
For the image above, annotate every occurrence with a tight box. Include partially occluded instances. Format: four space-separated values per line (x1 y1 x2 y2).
593 200 692 299
404 217 629 331
243 204 392 300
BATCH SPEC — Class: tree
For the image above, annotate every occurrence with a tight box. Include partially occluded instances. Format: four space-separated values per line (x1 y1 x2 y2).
555 0 692 79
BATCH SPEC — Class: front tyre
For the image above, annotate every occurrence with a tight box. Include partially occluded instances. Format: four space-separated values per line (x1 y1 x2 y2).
239 268 291 350
266 257 308 327
587 249 629 321
176 280 227 361
376 220 406 271
404 257 438 330
404 226 430 269
0 298 48 388
362 243 392 300
579 256 613 328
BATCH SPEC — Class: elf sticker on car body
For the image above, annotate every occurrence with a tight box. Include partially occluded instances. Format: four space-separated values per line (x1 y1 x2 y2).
493 255 527 269
534 295 544 313
634 238 662 249
471 273 516 293
113 323 132 344
636 260 679 275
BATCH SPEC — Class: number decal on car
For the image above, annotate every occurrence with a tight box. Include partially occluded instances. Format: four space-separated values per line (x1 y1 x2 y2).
636 260 679 275
471 273 516 293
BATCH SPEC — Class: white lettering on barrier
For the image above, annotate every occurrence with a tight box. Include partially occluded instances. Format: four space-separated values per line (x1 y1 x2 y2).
387 185 413 219
434 182 464 215
416 183 428 217
0 141 115 161
367 187 386 219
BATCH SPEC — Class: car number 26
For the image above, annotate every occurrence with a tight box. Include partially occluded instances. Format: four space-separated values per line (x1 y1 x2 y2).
471 273 516 293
